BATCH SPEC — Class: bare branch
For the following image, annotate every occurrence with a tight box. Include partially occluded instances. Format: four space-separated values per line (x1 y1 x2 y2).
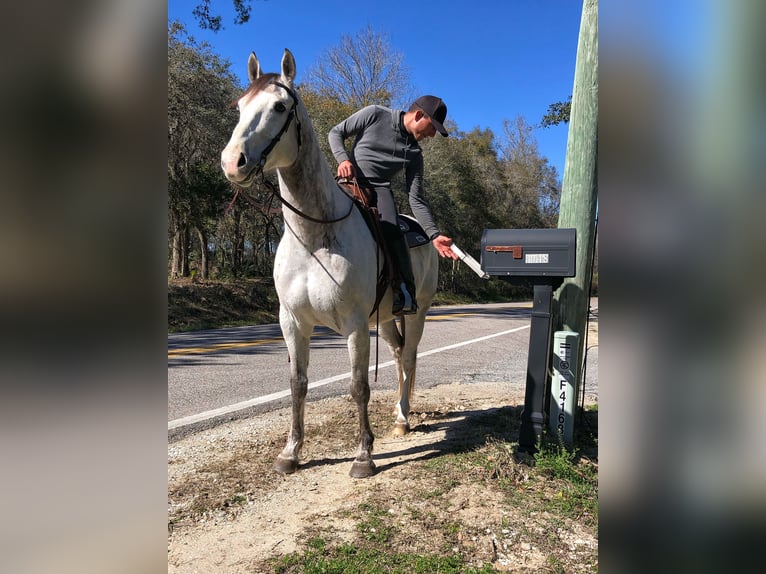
304 25 413 108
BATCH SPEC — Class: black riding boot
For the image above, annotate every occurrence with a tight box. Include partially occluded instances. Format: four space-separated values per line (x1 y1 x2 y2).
381 221 417 315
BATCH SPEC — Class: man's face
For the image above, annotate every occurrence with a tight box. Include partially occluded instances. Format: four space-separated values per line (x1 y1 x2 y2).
412 111 437 141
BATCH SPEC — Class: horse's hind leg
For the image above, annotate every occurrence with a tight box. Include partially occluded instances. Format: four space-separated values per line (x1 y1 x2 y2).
380 319 409 436
388 312 428 436
347 327 376 478
274 318 310 474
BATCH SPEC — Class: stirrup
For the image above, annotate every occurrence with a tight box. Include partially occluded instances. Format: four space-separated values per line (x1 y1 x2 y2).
392 283 418 316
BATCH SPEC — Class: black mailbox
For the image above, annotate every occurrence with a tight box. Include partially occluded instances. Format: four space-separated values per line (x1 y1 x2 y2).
479 227 577 455
481 228 576 278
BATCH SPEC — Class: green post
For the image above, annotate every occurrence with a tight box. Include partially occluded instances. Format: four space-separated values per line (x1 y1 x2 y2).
554 0 599 395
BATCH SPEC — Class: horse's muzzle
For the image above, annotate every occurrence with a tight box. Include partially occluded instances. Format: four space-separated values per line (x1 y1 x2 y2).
221 150 254 184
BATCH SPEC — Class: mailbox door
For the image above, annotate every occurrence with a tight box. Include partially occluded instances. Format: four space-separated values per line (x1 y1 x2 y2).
481 228 576 277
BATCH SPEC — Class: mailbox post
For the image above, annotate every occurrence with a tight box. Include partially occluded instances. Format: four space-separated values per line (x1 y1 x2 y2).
481 228 576 454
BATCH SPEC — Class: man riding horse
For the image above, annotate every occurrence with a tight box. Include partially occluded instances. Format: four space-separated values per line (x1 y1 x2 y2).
329 96 459 316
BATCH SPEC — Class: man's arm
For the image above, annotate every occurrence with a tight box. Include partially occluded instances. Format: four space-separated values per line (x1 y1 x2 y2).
328 105 377 166
406 154 439 239
328 121 351 165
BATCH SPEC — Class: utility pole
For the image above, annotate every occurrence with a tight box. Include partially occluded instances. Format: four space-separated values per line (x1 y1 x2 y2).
554 0 598 391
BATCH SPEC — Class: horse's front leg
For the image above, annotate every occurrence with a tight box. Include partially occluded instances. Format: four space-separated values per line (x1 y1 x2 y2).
274 313 310 474
347 327 375 478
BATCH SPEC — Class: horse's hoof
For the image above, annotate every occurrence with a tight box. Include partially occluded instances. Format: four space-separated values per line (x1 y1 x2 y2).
392 422 410 437
349 459 376 478
273 456 299 474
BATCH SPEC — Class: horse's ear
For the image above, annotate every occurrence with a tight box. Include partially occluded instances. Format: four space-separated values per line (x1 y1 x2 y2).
248 52 262 83
281 48 296 85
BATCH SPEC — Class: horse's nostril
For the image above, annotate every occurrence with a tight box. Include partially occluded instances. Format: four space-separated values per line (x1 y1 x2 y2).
237 153 248 168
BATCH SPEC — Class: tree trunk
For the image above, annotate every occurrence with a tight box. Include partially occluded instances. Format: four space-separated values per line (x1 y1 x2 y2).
196 227 209 280
170 213 183 278
231 207 242 278
170 230 181 278
179 225 190 277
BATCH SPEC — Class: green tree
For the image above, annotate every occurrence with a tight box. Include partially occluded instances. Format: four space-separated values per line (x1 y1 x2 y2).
419 126 506 293
192 0 253 31
499 116 561 228
168 21 240 278
541 97 572 128
299 89 356 168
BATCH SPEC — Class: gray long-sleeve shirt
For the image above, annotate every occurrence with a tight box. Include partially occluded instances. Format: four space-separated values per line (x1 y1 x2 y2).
328 105 440 239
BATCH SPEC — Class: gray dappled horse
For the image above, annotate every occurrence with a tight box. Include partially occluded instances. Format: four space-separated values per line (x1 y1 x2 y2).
221 49 438 477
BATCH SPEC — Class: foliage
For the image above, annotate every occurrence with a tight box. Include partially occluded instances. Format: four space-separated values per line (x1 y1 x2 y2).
499 117 561 227
532 437 599 521
421 127 504 293
541 96 572 128
192 0 252 31
168 22 239 184
299 89 356 166
168 22 242 278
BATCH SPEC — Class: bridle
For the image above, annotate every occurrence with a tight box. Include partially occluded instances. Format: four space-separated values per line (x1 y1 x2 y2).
256 81 301 171
248 80 354 225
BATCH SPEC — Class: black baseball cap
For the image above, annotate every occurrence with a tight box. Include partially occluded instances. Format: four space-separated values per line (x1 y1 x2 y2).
412 95 448 137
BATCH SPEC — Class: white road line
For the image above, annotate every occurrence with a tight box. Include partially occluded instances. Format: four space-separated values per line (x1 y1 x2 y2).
168 324 529 431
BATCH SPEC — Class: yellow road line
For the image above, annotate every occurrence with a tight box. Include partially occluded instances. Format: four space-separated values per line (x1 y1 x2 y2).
168 308 530 358
167 337 284 357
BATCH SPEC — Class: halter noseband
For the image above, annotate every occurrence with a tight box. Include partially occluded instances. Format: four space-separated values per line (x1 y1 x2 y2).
257 80 302 172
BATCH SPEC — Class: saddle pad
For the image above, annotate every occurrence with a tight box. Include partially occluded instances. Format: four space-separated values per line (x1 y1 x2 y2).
397 214 431 249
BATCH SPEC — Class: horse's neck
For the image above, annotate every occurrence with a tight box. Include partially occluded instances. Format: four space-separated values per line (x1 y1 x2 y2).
277 116 343 223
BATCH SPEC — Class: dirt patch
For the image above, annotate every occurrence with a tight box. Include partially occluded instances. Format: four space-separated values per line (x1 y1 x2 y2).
168 379 598 573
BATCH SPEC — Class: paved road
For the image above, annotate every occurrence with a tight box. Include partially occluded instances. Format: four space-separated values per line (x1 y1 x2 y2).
168 301 598 440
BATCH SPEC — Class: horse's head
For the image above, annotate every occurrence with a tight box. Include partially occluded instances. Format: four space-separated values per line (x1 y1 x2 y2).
221 49 300 187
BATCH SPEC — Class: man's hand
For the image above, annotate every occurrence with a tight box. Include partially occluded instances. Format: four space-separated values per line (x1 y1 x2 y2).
432 234 458 259
337 160 355 179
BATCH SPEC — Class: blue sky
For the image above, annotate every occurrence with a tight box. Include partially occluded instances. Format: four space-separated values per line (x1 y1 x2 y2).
168 0 583 178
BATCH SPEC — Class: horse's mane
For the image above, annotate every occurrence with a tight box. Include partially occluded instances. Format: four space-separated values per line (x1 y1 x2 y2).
228 73 280 107
243 73 280 98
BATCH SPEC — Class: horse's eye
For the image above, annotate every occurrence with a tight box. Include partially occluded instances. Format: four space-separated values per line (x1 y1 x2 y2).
275 102 287 113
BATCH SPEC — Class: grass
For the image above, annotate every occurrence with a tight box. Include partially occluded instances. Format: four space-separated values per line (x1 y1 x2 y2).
262 407 598 573
533 439 599 523
356 503 396 544
272 537 496 574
